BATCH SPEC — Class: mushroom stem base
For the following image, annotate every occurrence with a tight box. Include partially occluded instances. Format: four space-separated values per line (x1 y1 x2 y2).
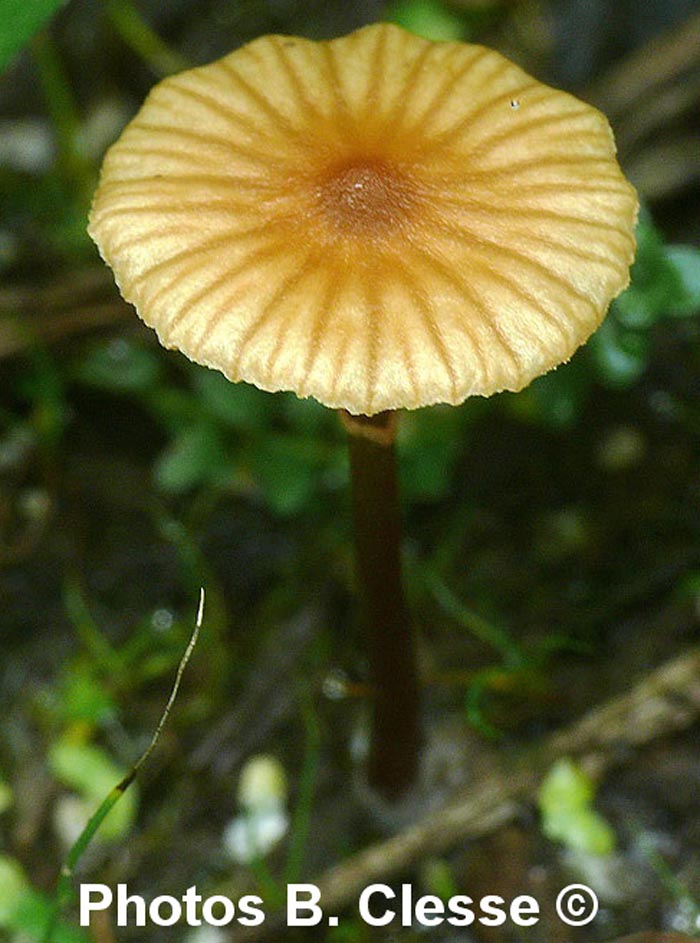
344 409 422 801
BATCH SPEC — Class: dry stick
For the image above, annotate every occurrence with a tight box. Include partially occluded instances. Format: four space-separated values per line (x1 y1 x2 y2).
585 9 700 120
609 70 700 155
625 135 700 203
239 646 700 938
0 268 132 360
583 10 700 199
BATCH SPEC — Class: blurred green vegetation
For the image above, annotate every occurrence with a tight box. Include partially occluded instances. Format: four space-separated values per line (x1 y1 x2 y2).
0 0 68 73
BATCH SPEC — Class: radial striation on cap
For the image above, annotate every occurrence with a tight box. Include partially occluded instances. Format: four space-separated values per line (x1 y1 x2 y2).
89 23 638 415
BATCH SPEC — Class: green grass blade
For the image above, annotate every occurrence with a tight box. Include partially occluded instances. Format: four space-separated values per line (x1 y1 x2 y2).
43 590 204 943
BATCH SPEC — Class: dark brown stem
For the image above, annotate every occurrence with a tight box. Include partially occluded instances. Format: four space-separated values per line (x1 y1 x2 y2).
342 410 421 800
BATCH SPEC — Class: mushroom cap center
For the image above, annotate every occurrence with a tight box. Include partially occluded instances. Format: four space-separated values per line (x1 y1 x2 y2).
315 156 418 236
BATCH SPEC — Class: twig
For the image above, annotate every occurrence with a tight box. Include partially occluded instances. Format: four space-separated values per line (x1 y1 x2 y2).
238 646 700 939
0 268 112 311
625 135 700 202
585 10 700 121
583 10 700 199
0 268 133 359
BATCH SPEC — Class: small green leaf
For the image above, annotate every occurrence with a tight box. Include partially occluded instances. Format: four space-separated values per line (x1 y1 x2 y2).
251 434 325 516
385 0 465 41
0 856 28 926
144 386 204 431
402 437 460 501
49 736 137 841
540 757 594 809
509 358 590 429
154 422 228 493
665 245 700 318
58 666 116 726
13 888 88 943
400 405 466 500
193 369 268 431
614 207 697 328
530 366 588 428
73 339 161 393
281 393 330 435
539 758 616 857
0 0 69 73
590 318 648 388
551 808 617 857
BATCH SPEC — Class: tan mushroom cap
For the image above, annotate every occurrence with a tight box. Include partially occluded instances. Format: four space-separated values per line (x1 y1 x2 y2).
89 22 638 416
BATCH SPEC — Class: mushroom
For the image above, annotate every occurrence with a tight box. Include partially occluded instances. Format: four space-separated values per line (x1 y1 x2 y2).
88 23 638 800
